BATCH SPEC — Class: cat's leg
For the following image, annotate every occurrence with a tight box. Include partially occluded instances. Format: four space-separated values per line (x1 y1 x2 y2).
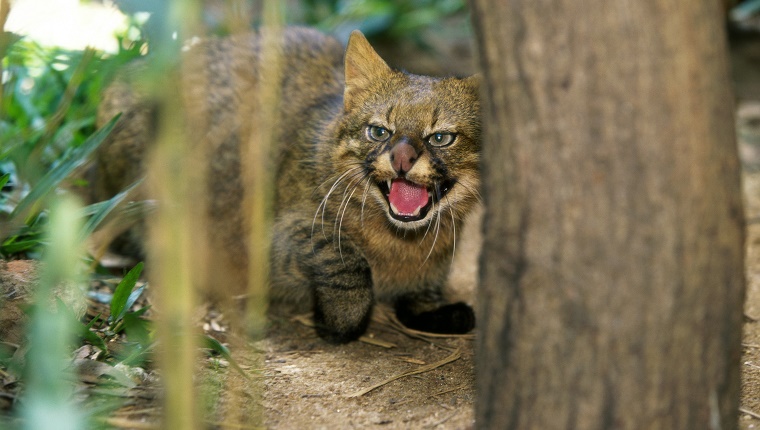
394 290 475 334
271 212 374 343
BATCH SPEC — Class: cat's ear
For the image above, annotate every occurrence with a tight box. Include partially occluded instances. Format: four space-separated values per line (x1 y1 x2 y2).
344 30 390 109
462 74 481 94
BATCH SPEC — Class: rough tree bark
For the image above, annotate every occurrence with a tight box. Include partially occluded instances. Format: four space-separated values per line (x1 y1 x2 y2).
470 1 746 428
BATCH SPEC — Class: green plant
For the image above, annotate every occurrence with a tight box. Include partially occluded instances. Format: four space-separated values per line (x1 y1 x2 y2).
20 197 87 430
297 0 467 41
0 19 155 428
0 32 145 258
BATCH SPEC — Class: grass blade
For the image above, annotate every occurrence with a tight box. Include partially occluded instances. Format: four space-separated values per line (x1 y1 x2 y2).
10 114 120 222
109 262 144 324
78 179 142 241
202 335 248 379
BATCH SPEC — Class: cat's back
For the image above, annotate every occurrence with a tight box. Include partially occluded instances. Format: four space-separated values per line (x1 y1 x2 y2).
181 27 345 125
94 28 345 198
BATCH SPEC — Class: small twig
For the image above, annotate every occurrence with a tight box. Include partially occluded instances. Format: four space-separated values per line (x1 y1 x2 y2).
102 417 159 429
359 336 396 349
423 410 459 429
344 348 461 398
393 356 426 365
291 314 314 327
740 407 760 420
113 407 161 417
370 306 473 352
431 384 467 397
204 420 265 430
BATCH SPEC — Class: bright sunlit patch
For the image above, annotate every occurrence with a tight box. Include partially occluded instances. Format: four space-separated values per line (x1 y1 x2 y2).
6 0 128 52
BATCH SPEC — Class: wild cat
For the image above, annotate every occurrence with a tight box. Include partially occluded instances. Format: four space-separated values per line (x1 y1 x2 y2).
92 28 481 343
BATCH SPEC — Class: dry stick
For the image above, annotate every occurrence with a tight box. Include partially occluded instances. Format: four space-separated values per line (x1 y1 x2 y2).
375 315 457 352
740 407 760 420
344 348 462 398
372 306 474 348
103 417 160 429
204 420 265 430
431 384 467 397
423 410 459 429
359 336 397 349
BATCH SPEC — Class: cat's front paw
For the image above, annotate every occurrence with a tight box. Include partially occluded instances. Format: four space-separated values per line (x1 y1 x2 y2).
395 302 475 334
313 319 369 344
313 303 372 344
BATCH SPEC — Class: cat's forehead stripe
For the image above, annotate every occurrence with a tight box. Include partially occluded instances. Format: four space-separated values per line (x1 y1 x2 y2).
385 105 394 125
431 106 440 131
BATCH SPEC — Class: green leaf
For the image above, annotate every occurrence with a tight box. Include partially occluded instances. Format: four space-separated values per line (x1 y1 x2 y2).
0 31 23 61
109 262 144 324
1 237 46 254
55 298 108 353
202 335 249 379
118 342 153 367
122 309 152 346
80 319 109 353
78 179 143 241
9 114 121 222
0 173 9 190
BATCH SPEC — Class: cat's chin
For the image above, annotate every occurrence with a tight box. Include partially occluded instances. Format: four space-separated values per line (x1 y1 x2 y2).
386 214 435 230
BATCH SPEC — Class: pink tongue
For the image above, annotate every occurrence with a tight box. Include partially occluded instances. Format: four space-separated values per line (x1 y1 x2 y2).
388 178 429 216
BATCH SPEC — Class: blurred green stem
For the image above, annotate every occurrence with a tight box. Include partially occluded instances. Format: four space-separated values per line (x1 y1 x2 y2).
148 1 203 429
21 195 85 430
0 0 10 119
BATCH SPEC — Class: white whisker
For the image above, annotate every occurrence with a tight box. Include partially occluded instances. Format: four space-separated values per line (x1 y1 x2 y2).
419 195 437 245
311 166 362 248
456 181 483 205
333 170 367 237
337 177 362 264
445 194 457 262
423 201 441 266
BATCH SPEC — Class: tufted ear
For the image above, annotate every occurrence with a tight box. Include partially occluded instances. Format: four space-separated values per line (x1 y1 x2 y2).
343 30 391 110
463 74 481 92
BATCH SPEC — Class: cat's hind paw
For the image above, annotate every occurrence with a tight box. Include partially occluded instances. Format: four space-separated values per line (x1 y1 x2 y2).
395 302 475 334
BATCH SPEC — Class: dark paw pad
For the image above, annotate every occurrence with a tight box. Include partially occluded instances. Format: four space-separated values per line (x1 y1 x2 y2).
396 302 475 334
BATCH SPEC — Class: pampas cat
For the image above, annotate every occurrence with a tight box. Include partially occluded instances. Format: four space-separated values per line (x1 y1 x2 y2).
93 28 481 343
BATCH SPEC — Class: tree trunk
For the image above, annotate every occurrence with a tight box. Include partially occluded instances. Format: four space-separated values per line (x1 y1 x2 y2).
470 1 745 428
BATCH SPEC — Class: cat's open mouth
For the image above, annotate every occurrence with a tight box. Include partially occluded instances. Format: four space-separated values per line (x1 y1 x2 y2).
377 178 455 222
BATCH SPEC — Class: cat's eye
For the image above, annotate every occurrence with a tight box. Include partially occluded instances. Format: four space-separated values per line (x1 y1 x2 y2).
428 132 456 147
367 125 392 142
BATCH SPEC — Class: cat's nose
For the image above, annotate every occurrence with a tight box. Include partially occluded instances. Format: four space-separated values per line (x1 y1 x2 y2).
390 140 418 175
